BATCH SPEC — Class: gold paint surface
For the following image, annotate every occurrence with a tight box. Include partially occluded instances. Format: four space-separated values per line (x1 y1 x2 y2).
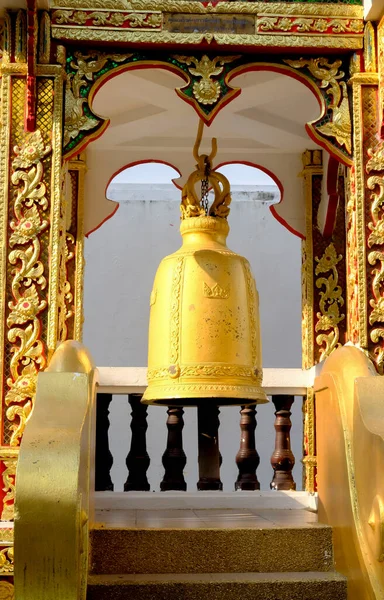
315 345 384 600
14 340 97 600
143 216 266 406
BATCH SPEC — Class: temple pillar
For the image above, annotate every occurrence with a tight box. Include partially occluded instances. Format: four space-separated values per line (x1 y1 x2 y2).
348 22 384 372
0 11 81 573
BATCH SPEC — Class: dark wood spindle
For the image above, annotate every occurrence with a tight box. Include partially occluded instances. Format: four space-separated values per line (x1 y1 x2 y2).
124 394 150 492
235 405 260 491
95 393 114 491
197 405 223 491
270 395 296 490
160 407 187 491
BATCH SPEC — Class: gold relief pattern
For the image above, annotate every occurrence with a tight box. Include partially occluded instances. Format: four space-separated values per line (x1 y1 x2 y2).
303 387 317 493
169 257 184 372
52 10 162 29
285 58 352 154
203 282 230 300
5 130 51 447
1 459 16 522
366 153 384 372
0 547 13 575
346 167 360 344
0 582 14 600
315 243 345 361
257 16 363 35
65 52 132 147
52 1 362 18
148 364 259 381
52 27 363 50
174 55 239 106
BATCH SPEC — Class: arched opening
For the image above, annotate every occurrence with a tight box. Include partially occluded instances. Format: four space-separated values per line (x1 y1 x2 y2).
79 65 325 492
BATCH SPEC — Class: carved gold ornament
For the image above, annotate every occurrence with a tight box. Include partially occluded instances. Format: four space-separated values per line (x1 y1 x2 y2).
257 16 363 35
0 581 14 599
64 52 132 147
1 459 16 521
285 58 352 154
315 243 345 360
0 547 13 575
174 55 239 106
367 146 384 372
6 130 51 446
53 9 162 29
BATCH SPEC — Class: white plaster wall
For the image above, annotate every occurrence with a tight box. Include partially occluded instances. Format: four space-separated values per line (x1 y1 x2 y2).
83 183 303 492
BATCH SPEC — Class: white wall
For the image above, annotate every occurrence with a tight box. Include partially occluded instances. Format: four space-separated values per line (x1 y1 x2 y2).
83 182 303 492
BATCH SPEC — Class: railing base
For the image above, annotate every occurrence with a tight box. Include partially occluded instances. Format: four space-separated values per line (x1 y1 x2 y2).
94 490 318 511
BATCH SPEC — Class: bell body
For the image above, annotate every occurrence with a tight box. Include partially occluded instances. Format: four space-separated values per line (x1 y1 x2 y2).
142 216 267 406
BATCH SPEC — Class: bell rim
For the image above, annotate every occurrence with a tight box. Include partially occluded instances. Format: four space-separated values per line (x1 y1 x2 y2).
142 385 268 406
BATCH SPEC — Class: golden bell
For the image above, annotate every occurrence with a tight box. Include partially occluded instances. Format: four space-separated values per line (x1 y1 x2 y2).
142 121 268 407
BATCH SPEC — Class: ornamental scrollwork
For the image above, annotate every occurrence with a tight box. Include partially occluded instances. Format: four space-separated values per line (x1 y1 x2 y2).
64 51 132 148
366 147 384 372
285 57 352 155
173 55 240 106
0 547 13 575
5 131 50 447
315 243 345 360
53 10 162 29
0 459 16 522
0 581 14 599
258 17 363 35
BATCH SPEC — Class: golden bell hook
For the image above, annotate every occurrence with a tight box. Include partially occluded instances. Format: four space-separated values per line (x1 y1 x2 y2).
193 119 217 166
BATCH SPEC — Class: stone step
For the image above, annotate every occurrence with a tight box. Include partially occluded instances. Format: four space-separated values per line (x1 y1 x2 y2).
87 571 347 600
90 524 334 575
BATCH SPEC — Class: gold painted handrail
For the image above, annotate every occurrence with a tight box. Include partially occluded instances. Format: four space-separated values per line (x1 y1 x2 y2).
14 341 97 600
315 345 384 599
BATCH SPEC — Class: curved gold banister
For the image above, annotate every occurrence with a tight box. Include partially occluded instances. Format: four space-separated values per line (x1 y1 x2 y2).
315 345 384 599
14 341 98 600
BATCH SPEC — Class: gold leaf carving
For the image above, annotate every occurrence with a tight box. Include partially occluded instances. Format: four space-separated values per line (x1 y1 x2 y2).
258 16 362 35
285 58 352 154
0 460 16 522
174 55 239 106
366 167 384 372
0 581 14 599
315 243 345 360
64 52 132 147
0 547 13 575
6 130 50 446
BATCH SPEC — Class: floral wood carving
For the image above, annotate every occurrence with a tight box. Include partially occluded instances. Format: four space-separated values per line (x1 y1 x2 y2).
315 243 345 360
258 17 363 35
64 52 132 148
6 131 50 446
0 547 13 575
366 148 384 372
173 54 240 106
284 58 352 154
0 459 16 521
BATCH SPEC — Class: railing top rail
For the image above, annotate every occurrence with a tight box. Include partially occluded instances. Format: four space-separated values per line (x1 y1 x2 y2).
97 367 316 396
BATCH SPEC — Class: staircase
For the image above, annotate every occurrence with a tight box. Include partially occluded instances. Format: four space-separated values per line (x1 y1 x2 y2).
88 506 346 600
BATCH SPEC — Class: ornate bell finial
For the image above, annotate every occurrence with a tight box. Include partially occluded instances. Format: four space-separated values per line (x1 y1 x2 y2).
142 121 267 406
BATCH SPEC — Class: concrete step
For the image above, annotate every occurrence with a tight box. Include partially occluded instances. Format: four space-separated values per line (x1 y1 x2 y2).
87 571 347 600
90 523 334 574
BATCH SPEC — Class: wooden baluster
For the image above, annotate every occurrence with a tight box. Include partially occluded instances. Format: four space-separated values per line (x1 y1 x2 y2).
124 394 150 492
95 393 114 491
270 395 296 490
160 407 187 491
235 405 260 491
197 405 223 491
